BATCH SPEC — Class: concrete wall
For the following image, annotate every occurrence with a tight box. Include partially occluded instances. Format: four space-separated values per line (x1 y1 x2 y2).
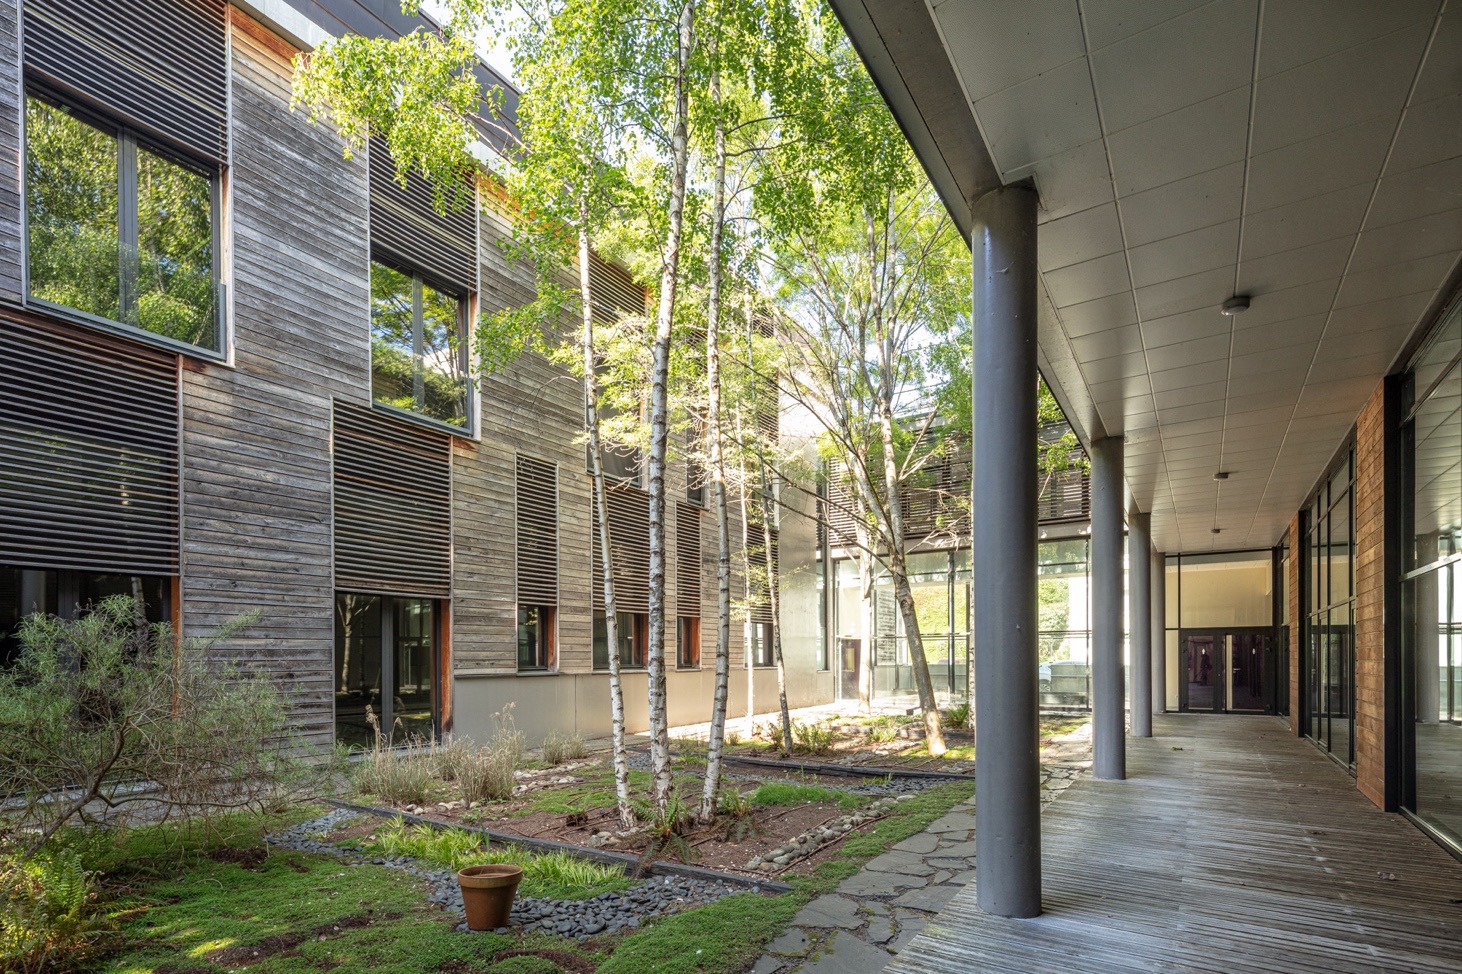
451 666 835 747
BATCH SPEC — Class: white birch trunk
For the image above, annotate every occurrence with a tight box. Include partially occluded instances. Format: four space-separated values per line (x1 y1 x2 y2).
645 0 697 815
698 53 732 825
580 221 634 827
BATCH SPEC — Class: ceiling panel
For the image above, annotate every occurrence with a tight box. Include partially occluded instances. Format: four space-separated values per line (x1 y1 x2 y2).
916 0 1461 553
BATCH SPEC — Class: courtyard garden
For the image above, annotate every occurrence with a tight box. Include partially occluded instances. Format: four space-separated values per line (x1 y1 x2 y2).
2 694 1091 974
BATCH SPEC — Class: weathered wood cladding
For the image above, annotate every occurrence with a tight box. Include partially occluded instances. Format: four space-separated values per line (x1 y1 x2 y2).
178 21 370 748
675 502 701 617
0 1 774 726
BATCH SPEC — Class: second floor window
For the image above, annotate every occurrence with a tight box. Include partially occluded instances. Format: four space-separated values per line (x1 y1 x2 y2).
370 260 470 428
25 94 217 352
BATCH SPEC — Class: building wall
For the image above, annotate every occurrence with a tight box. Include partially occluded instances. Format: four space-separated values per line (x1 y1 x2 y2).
1354 381 1387 808
0 0 832 751
177 12 372 747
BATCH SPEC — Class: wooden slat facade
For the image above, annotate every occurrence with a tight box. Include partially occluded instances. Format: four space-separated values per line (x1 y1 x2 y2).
889 715 1462 974
515 454 558 605
177 20 370 747
0 0 786 744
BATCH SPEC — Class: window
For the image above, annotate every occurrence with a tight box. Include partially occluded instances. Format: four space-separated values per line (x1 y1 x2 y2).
751 621 775 667
334 593 438 746
370 260 471 428
2 566 168 666
593 611 647 669
677 616 700 668
518 605 556 671
25 94 217 351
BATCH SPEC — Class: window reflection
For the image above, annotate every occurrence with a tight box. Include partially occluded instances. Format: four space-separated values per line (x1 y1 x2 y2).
26 95 216 349
369 260 469 428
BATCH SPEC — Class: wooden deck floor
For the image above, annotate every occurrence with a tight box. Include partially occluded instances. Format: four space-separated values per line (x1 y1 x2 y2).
888 714 1462 974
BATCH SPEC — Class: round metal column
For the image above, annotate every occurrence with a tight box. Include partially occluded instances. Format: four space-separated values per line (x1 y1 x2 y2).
1090 435 1126 780
972 184 1041 919
1129 510 1152 738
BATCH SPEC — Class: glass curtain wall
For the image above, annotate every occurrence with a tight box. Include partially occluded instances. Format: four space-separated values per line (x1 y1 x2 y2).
1164 551 1276 713
1303 448 1356 766
1402 297 1462 848
831 539 1094 710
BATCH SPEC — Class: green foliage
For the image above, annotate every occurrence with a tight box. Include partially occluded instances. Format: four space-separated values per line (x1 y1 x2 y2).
365 819 629 900
596 890 803 974
943 703 970 729
444 707 524 804
484 957 563 974
0 597 312 855
790 720 834 756
0 846 112 973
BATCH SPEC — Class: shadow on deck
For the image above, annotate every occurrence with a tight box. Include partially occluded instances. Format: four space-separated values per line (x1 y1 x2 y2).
889 714 1462 974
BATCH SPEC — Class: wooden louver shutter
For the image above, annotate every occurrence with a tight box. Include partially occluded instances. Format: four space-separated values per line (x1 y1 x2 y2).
592 485 650 611
0 314 179 575
369 137 477 294
23 0 228 162
587 253 645 323
515 455 558 605
333 403 452 598
747 526 779 625
676 503 701 617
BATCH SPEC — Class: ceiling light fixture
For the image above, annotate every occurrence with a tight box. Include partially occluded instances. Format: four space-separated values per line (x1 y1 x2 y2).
1213 471 1230 481
1220 295 1250 316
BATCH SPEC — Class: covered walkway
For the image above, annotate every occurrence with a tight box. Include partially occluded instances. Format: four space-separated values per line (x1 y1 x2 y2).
890 715 1462 974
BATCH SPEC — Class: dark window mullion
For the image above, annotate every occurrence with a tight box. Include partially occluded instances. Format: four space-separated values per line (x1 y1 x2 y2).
117 131 138 324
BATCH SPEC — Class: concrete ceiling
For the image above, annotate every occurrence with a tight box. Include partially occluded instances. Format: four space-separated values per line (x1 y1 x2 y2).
833 0 1462 553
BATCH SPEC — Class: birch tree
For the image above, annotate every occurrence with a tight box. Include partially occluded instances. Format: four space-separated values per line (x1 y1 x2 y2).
756 21 967 753
291 0 646 824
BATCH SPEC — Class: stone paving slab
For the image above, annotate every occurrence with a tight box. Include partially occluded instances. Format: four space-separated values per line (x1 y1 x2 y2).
748 760 1086 974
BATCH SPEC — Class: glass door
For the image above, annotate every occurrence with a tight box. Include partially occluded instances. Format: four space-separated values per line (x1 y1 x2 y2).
1180 631 1223 712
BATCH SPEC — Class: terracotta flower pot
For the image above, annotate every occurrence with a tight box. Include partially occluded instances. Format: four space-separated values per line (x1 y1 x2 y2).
457 863 523 931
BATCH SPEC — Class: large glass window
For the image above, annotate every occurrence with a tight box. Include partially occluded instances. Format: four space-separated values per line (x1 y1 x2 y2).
517 605 555 671
592 611 646 669
26 94 216 350
1403 297 1462 849
334 593 438 746
370 260 470 428
2 566 167 667
1303 448 1356 767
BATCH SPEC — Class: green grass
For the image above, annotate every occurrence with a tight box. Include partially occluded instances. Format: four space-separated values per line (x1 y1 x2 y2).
363 819 632 900
597 780 976 973
747 781 863 810
492 767 654 817
902 742 976 760
101 821 523 973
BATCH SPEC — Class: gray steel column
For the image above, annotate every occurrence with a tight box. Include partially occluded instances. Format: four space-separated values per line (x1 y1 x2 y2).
1152 548 1166 716
972 183 1040 919
1090 435 1126 780
1129 510 1152 738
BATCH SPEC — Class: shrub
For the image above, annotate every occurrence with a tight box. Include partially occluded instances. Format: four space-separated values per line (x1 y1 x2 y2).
0 596 315 855
943 703 970 729
791 720 834 755
0 846 113 972
541 729 588 765
869 724 898 744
